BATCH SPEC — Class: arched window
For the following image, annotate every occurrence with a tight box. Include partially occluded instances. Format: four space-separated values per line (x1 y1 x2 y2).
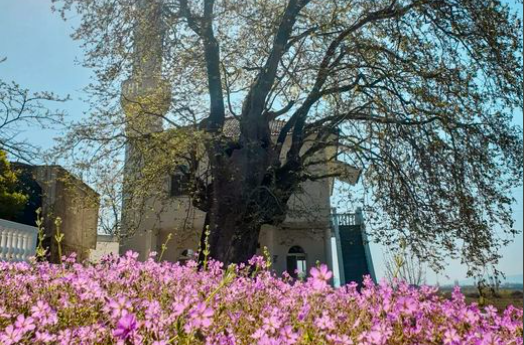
287 246 307 279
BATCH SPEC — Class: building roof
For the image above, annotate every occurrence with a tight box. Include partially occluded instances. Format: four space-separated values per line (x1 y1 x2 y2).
12 163 99 198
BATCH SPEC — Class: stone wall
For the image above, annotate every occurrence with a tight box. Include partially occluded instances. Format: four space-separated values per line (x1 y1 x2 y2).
89 235 119 262
34 166 99 262
12 164 99 263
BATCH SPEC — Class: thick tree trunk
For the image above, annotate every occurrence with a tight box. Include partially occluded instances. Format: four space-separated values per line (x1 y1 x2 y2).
200 120 285 265
195 140 302 265
206 207 263 265
206 152 264 264
200 197 261 265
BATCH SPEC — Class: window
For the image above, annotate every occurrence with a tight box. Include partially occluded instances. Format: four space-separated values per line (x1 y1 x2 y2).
170 166 190 196
287 246 307 279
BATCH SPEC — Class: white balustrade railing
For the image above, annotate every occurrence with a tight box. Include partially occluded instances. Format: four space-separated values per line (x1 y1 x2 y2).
0 219 38 262
331 208 365 227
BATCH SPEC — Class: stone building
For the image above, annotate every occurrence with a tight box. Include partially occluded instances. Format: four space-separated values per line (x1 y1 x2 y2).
11 164 99 262
119 117 375 283
118 1 375 284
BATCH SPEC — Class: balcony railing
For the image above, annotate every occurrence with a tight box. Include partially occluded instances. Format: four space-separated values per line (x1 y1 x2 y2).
0 219 38 262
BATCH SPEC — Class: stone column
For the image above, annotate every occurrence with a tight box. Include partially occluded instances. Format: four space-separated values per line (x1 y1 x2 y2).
357 207 377 282
324 225 334 277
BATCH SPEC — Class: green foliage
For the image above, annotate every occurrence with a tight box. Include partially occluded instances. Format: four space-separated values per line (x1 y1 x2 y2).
35 208 48 260
262 246 272 270
201 226 212 271
54 217 64 264
158 232 173 262
0 150 28 219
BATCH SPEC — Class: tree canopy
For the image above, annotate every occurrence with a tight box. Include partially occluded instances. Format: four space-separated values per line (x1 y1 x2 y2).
52 0 523 273
0 150 28 220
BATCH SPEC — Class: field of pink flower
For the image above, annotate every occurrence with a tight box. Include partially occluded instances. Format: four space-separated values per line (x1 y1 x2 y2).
0 252 522 345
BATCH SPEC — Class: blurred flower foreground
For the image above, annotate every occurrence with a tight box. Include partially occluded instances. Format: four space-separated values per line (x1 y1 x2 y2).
0 252 522 345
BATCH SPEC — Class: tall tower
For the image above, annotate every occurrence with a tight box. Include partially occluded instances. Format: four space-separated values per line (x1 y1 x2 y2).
120 0 171 259
122 0 170 134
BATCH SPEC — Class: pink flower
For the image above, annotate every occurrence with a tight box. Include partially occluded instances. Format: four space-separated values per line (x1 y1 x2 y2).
35 331 56 343
258 335 281 345
185 303 214 332
315 311 335 331
309 264 333 289
14 314 36 333
31 300 57 326
262 310 282 334
252 328 267 340
171 296 191 317
0 253 521 344
113 313 138 340
280 325 299 344
327 334 354 345
0 306 10 318
107 296 133 318
363 330 386 345
443 328 461 345
65 252 77 264
248 256 268 269
125 251 139 260
57 329 72 345
0 325 23 345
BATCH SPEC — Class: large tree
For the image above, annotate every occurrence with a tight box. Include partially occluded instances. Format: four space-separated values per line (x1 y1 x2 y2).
52 0 522 273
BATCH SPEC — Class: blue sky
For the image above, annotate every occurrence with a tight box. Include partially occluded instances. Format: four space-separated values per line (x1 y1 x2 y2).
0 0 522 283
